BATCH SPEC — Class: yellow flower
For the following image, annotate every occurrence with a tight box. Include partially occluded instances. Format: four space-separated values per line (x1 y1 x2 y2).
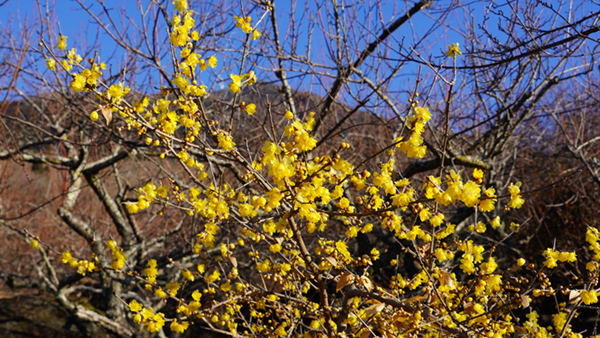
251 29 262 40
182 269 195 281
246 103 256 115
206 269 221 282
154 288 167 298
491 216 501 228
165 282 181 296
234 16 253 34
586 262 597 272
507 182 524 209
285 111 293 120
581 290 598 305
70 75 87 92
129 300 143 312
218 133 236 151
479 187 496 212
145 259 158 283
430 213 444 227
173 0 188 12
473 168 483 180
192 289 202 301
517 258 526 266
480 257 497 274
208 55 217 68
444 42 462 58
133 313 142 324
229 81 241 93
46 59 56 71
29 240 39 250
57 35 67 50
170 319 189 333
371 248 380 260
61 251 72 264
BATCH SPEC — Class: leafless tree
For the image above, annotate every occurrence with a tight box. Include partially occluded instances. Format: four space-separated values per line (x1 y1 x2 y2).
1 0 599 336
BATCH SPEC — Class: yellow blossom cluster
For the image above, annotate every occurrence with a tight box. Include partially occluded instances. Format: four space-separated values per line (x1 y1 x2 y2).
107 240 126 270
507 181 524 209
396 106 431 158
126 182 168 214
542 248 576 269
234 15 262 39
229 71 257 93
128 300 166 332
60 250 97 276
39 4 596 335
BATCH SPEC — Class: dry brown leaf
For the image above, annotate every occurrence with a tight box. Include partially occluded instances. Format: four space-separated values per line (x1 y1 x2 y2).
229 256 238 268
360 275 374 291
438 269 454 289
520 294 530 308
464 301 475 314
364 302 386 318
100 106 112 125
568 290 582 304
324 256 337 266
336 272 355 292
403 295 427 304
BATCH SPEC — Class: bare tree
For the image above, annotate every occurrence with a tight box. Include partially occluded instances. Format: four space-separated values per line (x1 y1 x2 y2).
1 0 599 337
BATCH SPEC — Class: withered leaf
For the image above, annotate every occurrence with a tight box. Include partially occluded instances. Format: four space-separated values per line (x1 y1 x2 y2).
403 295 427 304
438 269 454 289
464 301 475 314
336 271 355 292
100 106 112 126
364 302 386 318
568 290 582 304
360 275 374 291
324 256 337 266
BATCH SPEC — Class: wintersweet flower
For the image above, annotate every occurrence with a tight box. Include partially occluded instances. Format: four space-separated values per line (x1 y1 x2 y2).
234 16 253 33
30 240 39 249
165 282 180 296
508 182 525 209
479 187 496 212
461 180 481 207
246 103 256 115
46 59 56 71
182 270 194 281
251 29 262 40
581 290 598 305
218 133 236 151
208 55 217 68
57 35 67 50
229 74 242 93
173 0 188 12
170 319 189 333
61 251 72 264
70 75 87 92
129 300 143 312
444 42 462 58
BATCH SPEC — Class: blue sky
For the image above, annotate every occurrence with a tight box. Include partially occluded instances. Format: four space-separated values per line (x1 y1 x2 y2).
0 0 464 83
1 0 593 110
